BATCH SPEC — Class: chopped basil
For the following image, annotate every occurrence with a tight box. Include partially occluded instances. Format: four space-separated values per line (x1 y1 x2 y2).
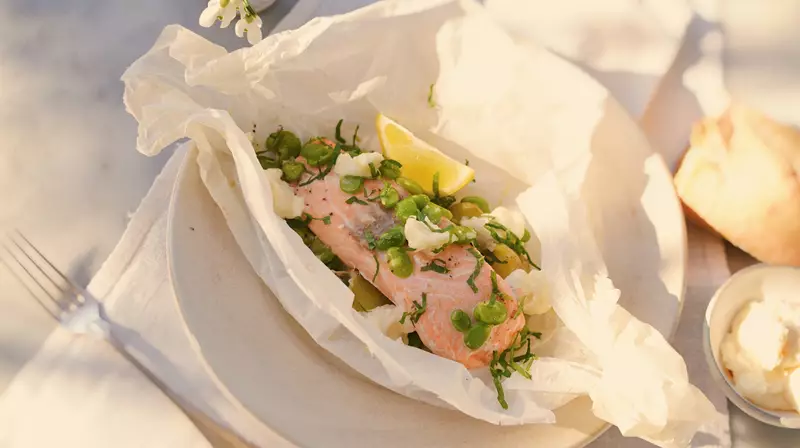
466 247 484 293
334 119 346 144
372 253 380 282
420 259 449 274
399 293 427 325
484 221 540 270
364 229 377 250
368 162 380 179
346 196 368 205
427 83 436 108
489 327 537 409
379 159 402 179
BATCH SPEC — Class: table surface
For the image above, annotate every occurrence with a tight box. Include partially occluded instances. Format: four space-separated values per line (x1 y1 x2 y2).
1 0 799 447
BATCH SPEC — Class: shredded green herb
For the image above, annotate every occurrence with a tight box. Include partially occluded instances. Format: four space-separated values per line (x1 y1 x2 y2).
298 213 331 226
466 247 484 293
420 259 449 274
484 221 540 270
346 196 368 205
427 83 436 108
430 172 456 208
531 332 542 340
364 229 377 250
372 254 380 282
400 293 428 325
298 143 343 186
483 251 507 266
489 327 538 409
352 125 360 146
368 162 380 179
334 119 346 144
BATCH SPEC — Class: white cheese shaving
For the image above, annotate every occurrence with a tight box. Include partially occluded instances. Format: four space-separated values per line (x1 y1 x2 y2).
264 168 304 218
504 269 552 315
404 216 451 251
459 216 496 251
333 152 384 178
489 206 526 238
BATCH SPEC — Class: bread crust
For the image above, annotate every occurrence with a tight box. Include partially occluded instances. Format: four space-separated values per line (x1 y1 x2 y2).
674 104 800 266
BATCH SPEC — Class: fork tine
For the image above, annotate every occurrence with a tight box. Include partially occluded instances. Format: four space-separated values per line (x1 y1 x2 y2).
5 232 81 311
0 241 65 319
13 230 84 301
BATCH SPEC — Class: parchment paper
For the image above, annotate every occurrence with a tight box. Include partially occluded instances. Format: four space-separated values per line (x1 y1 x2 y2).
122 0 714 446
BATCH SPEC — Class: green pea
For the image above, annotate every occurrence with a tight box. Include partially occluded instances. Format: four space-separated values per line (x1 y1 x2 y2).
379 185 400 208
464 322 491 350
522 228 531 242
300 141 333 166
386 247 413 278
266 130 301 159
394 198 420 221
450 309 472 333
460 196 490 213
397 177 424 195
376 226 405 250
258 155 280 170
281 160 305 182
422 203 453 224
379 159 403 180
408 194 430 208
473 300 508 325
339 175 364 194
310 238 335 264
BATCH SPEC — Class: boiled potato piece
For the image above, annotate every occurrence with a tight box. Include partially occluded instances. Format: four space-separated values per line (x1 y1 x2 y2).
350 273 391 311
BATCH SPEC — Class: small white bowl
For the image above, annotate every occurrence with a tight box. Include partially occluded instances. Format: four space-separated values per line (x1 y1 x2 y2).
704 263 800 429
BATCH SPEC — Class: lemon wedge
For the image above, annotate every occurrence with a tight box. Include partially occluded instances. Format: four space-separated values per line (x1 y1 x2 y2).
376 114 474 196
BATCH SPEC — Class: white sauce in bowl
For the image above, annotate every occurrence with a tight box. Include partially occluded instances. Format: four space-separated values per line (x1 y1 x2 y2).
721 299 800 412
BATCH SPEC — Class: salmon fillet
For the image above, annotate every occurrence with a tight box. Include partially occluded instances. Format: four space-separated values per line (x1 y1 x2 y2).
294 152 525 369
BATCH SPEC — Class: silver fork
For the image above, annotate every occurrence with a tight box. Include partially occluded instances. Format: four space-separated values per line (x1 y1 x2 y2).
0 230 256 448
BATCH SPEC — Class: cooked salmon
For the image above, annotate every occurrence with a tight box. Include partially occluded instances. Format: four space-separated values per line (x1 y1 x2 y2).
294 149 525 369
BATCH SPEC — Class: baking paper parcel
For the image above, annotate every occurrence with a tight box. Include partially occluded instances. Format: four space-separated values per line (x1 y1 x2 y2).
122 0 714 446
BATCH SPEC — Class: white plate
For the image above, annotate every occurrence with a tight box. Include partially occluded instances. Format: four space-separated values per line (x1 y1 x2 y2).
167 87 686 446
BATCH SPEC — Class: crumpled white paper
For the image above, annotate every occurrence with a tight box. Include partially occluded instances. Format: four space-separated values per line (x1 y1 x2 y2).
122 0 715 445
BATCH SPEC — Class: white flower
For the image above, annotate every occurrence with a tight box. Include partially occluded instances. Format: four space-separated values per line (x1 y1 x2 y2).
235 14 263 45
404 216 452 252
199 0 239 28
264 168 304 218
488 206 526 238
505 269 552 315
333 152 384 178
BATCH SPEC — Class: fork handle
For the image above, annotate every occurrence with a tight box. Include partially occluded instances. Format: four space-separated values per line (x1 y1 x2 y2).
105 337 260 448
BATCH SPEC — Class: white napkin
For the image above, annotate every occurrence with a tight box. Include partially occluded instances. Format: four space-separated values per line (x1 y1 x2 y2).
0 1 731 447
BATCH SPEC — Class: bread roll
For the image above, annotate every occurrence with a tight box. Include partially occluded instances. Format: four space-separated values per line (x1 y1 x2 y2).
674 104 800 266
